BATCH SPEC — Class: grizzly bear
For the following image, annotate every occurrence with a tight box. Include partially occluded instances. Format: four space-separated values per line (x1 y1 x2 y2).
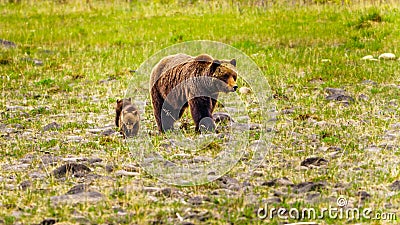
115 98 140 138
150 53 238 133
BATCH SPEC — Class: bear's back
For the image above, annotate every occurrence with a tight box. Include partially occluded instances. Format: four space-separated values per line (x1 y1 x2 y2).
150 54 194 87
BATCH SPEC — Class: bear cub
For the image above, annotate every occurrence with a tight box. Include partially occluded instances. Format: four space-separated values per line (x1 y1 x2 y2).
150 53 238 133
115 98 140 138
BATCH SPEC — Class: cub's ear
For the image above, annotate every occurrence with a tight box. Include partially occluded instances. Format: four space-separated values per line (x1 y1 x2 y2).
210 60 221 72
117 99 122 103
128 97 132 101
230 59 236 66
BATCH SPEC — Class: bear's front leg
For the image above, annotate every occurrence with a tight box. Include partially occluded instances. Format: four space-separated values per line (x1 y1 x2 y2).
189 97 216 132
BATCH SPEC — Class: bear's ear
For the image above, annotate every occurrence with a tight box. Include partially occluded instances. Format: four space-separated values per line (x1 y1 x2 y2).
128 97 132 101
195 54 213 63
210 60 221 73
230 59 236 66
117 99 122 103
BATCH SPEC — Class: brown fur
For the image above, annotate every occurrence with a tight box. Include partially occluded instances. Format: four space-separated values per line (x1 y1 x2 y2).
115 98 140 138
150 54 238 133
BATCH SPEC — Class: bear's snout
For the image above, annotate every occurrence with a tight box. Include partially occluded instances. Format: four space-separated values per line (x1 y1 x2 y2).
233 85 238 91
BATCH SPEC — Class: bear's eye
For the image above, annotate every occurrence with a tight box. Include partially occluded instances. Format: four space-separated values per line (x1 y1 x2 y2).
222 74 230 79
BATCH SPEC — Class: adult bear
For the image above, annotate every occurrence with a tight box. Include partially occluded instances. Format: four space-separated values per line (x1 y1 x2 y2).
150 53 238 133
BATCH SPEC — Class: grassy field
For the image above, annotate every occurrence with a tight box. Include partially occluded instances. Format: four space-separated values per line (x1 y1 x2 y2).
1 1 399 224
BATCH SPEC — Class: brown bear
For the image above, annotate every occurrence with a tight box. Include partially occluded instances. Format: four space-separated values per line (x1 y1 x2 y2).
115 98 140 138
150 53 238 133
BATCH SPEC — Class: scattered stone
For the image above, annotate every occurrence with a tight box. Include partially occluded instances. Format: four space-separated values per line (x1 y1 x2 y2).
216 175 240 191
115 170 140 177
325 87 345 95
305 192 321 203
105 164 115 173
357 190 371 200
378 53 396 60
213 112 232 123
361 55 375 60
239 87 251 94
88 158 102 164
65 135 83 143
155 187 174 197
326 94 355 102
262 177 294 187
361 79 377 85
43 122 61 131
52 163 91 178
0 39 17 48
66 184 89 194
389 180 400 191
6 105 25 111
21 57 43 66
38 218 57 225
293 181 326 193
183 210 210 222
300 157 328 167
101 128 116 136
3 163 30 172
187 196 210 205
364 146 381 153
50 191 104 205
358 94 369 101
281 108 295 114
262 197 281 204
19 180 31 190
321 59 331 63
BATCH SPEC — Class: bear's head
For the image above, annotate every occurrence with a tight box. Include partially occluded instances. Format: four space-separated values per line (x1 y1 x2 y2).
210 59 238 93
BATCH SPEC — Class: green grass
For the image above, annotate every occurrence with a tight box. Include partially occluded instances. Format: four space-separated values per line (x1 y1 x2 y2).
1 1 400 224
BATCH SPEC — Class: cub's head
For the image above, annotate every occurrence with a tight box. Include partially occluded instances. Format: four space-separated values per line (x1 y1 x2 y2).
211 59 238 93
116 98 132 112
120 105 140 138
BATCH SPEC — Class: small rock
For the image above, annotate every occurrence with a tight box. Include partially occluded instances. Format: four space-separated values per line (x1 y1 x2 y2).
0 39 17 48
38 218 57 225
52 163 91 178
281 108 295 114
358 94 369 101
325 87 345 95
389 180 400 191
43 122 61 131
101 128 116 136
361 79 377 85
305 192 321 203
239 87 251 94
6 105 25 111
115 170 140 177
300 157 328 167
293 181 326 193
357 190 371 200
262 177 293 187
361 55 375 60
19 180 31 190
50 191 104 205
378 53 396 60
187 196 208 205
21 57 43 66
262 197 281 204
326 94 355 102
66 184 89 194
